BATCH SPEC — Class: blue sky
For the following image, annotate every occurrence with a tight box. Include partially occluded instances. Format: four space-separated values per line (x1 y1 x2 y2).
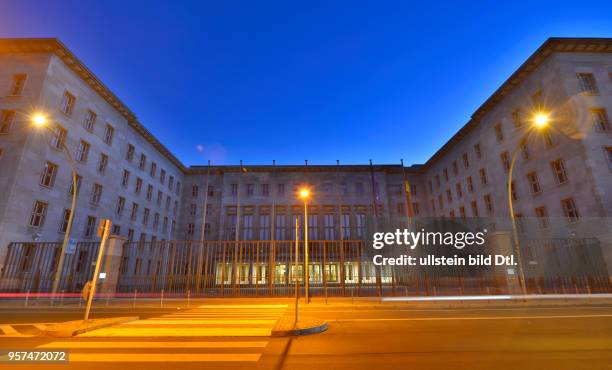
2 1 612 166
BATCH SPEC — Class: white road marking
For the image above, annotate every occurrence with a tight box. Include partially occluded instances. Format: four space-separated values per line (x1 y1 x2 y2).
330 314 612 322
37 341 268 349
67 353 261 362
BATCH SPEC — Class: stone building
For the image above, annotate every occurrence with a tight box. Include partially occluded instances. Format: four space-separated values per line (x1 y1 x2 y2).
1 37 612 286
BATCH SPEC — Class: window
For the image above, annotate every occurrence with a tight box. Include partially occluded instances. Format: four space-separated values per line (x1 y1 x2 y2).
139 154 146 170
127 229 135 241
262 183 269 196
165 195 171 210
543 129 557 148
462 153 469 169
60 91 76 116
90 183 103 205
550 159 568 184
479 168 487 185
246 184 254 196
526 172 541 194
116 196 125 215
169 176 174 190
606 147 612 171
260 215 271 240
459 206 466 219
126 144 135 161
510 181 518 201
121 170 130 187
577 73 598 94
29 201 48 227
500 151 510 172
208 185 215 197
356 213 366 238
435 175 440 188
412 202 420 215
153 213 160 229
68 174 82 196
130 202 139 221
146 184 153 201
446 189 452 203
474 142 482 159
455 183 463 198
231 183 238 196
9 73 27 95
104 124 114 145
98 153 108 174
143 208 150 226
160 169 166 184
591 109 610 132
275 214 286 240
84 110 97 131
484 194 493 214
494 123 503 142
135 177 143 194
467 176 474 192
112 225 121 235
192 185 199 197
561 198 579 222
356 182 364 195
187 223 195 236
58 209 71 233
520 142 530 160
75 140 90 162
443 168 448 182
50 125 67 149
190 204 196 216
39 161 58 187
410 184 417 196
470 200 479 217
0 110 15 134
157 190 163 205
243 214 254 240
162 217 168 233
324 214 335 240
149 162 157 177
84 216 96 238
438 194 444 209
512 109 524 128
534 206 549 229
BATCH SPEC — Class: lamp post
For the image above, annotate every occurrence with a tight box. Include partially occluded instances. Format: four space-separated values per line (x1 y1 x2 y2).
299 188 310 303
32 113 78 296
507 111 550 296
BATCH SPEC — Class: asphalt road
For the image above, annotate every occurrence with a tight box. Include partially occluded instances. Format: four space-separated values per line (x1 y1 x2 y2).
1 302 611 370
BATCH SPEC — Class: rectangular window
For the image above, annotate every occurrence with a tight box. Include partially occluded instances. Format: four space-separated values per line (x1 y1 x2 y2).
443 168 448 181
512 108 524 128
324 214 335 240
104 124 114 145
153 213 160 228
168 176 174 190
526 172 541 194
246 184 254 196
231 184 238 196
121 169 130 187
157 190 163 205
160 169 166 184
58 209 71 233
550 159 568 184
260 214 271 240
84 216 96 238
341 214 350 238
470 200 479 217
60 91 76 116
455 183 463 198
462 153 469 168
208 185 215 197
192 185 199 197
474 142 481 159
500 151 510 172
356 213 366 238
243 214 254 240
149 162 157 178
84 110 97 131
39 161 58 188
187 223 195 236
510 181 518 201
50 125 67 149
98 153 108 174
130 202 139 221
494 123 503 142
262 183 269 196
165 196 171 211
520 142 530 160
577 73 599 94
29 201 48 227
479 168 487 185
459 206 466 218
0 110 15 134
143 208 150 226
146 184 153 201
534 206 549 229
275 214 286 240
112 225 121 235
277 183 285 196
135 177 143 194
591 108 610 132
561 198 579 222
467 176 474 192
68 174 82 197
484 194 493 214
90 183 103 205
116 196 125 215
9 73 27 95
446 189 452 203
190 203 196 216
126 144 135 161
75 140 90 162
139 154 146 170
307 214 318 240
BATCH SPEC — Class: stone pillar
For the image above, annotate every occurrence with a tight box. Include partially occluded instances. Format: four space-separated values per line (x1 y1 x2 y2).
99 235 126 294
486 231 522 295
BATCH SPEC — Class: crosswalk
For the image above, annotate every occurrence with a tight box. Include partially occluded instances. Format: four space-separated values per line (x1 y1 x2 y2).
33 303 288 363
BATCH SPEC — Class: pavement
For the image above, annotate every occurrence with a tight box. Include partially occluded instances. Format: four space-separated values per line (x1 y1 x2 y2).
0 298 611 369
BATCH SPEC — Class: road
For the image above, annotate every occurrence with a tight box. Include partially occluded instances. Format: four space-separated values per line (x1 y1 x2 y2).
1 300 611 369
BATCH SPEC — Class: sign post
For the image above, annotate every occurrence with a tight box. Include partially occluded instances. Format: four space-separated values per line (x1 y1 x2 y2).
84 219 111 321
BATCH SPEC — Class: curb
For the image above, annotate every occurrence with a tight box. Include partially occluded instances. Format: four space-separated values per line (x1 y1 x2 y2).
271 315 328 337
43 316 139 337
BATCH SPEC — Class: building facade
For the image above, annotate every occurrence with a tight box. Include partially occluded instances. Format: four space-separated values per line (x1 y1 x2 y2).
1 38 612 289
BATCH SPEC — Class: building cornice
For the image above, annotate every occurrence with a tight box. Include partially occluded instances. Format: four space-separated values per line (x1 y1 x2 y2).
186 164 425 175
0 38 186 171
423 37 612 170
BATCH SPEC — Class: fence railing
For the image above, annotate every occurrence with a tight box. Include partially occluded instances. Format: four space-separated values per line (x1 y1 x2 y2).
1 238 611 296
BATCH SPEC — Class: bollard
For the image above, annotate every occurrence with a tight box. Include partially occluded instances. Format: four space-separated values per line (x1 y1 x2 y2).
133 289 137 308
25 290 30 307
187 290 191 308
161 289 164 308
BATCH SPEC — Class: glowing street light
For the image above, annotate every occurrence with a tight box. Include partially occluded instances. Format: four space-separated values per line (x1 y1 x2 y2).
31 112 79 296
507 110 552 296
299 187 310 303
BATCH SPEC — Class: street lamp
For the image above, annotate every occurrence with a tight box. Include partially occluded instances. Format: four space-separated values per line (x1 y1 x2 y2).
32 112 79 296
299 187 310 303
507 110 551 296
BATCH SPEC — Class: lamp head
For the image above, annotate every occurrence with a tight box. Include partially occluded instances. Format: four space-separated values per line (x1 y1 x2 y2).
32 113 47 127
299 188 310 199
533 112 549 129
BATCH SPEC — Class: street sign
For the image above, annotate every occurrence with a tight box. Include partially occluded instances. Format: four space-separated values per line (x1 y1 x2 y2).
66 238 77 254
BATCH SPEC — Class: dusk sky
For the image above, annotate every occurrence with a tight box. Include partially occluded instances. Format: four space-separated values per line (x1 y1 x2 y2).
2 1 612 166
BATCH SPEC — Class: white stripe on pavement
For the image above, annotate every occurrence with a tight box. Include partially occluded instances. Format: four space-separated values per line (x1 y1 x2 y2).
67 353 261 362
330 314 612 322
37 341 268 349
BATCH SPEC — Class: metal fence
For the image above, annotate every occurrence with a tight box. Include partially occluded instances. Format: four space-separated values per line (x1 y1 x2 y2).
1 238 611 296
